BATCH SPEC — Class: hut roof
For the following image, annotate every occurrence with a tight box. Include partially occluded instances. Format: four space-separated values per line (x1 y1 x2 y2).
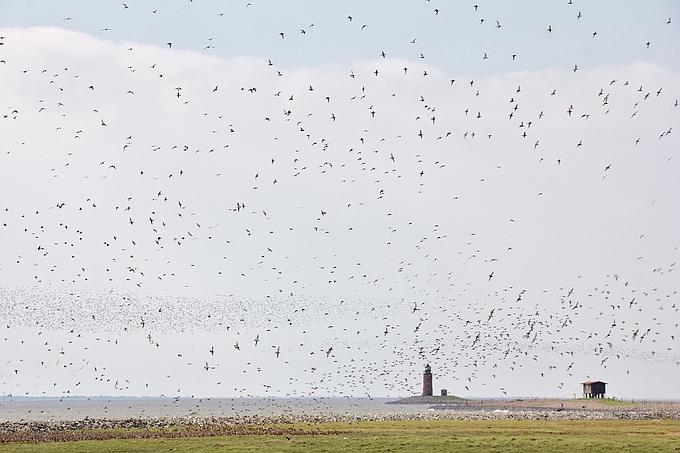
582 380 607 385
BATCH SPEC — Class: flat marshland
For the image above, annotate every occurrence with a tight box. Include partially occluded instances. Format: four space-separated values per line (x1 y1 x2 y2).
2 419 679 452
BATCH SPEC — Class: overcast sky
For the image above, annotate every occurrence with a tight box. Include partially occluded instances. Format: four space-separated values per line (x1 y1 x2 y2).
0 1 678 401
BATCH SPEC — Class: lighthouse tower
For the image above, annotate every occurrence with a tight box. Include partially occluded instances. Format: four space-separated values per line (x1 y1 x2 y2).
422 364 433 396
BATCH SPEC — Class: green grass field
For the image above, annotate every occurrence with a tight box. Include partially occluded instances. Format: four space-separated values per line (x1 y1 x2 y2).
2 419 679 452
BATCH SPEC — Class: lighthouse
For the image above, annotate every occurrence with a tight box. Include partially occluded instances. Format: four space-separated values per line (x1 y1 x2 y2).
422 363 433 396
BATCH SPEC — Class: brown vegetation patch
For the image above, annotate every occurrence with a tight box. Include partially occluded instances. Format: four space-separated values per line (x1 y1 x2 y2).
0 426 352 444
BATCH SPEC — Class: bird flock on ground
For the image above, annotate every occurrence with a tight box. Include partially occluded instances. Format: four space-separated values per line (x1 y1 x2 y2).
0 1 678 401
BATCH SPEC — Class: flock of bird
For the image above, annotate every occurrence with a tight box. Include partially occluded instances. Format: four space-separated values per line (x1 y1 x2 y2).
0 1 678 402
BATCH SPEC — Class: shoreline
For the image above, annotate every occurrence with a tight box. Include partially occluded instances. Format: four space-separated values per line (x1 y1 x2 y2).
390 395 680 410
2 407 680 431
3 397 680 437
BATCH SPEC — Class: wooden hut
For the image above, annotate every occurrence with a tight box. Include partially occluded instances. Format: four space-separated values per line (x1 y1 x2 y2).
582 381 606 398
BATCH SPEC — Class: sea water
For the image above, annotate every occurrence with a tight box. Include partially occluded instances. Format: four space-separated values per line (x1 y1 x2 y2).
0 396 427 422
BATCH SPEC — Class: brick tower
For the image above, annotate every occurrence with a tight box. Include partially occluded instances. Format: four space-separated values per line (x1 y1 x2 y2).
422 363 433 396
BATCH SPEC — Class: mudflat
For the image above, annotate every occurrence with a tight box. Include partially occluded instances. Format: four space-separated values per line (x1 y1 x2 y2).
1 419 680 452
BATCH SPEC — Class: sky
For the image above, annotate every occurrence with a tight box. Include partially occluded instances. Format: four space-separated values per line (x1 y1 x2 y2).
0 1 678 401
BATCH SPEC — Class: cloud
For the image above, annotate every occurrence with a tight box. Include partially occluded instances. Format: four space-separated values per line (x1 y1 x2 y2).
0 27 678 397
1 27 677 297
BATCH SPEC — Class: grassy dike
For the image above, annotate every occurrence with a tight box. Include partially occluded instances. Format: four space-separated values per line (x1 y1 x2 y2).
2 419 680 452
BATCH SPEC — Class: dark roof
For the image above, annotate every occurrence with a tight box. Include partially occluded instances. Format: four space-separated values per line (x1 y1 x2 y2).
582 380 607 385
